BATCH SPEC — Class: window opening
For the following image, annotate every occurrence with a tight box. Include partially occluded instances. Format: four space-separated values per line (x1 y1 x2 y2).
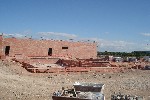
62 47 68 49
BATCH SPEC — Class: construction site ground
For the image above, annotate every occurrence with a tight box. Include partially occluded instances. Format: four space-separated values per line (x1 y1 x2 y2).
0 60 150 100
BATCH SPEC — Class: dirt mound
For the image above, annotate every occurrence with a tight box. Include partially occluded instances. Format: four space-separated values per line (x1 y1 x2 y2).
0 60 150 100
0 60 51 100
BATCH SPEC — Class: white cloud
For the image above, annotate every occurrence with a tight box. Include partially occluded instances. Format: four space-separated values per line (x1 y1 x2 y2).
15 33 25 38
139 43 150 51
99 39 150 52
141 33 150 37
2 33 25 38
79 37 138 52
99 39 136 52
39 32 77 39
2 32 149 52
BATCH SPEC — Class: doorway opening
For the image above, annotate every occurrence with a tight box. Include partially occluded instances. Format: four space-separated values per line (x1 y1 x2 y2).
48 48 52 56
5 46 10 56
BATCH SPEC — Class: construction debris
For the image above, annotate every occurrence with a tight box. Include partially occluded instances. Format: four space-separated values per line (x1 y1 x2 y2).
111 93 144 100
52 82 105 100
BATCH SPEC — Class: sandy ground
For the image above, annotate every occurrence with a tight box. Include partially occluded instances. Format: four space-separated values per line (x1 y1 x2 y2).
0 60 150 100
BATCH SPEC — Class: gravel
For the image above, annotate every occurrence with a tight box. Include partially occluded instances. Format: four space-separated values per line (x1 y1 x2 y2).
0 60 150 100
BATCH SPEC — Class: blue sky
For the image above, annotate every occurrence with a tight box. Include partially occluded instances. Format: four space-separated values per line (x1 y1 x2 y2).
0 0 150 52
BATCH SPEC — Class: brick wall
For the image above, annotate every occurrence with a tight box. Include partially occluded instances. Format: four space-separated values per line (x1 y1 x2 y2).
0 36 97 59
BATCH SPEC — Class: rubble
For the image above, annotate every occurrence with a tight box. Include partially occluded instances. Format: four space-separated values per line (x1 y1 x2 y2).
111 93 144 100
52 82 105 100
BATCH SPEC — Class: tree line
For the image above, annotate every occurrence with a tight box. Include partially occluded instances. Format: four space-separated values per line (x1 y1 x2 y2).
97 51 150 58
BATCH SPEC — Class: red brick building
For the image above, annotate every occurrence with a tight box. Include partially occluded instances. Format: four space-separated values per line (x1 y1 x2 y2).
0 35 97 59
